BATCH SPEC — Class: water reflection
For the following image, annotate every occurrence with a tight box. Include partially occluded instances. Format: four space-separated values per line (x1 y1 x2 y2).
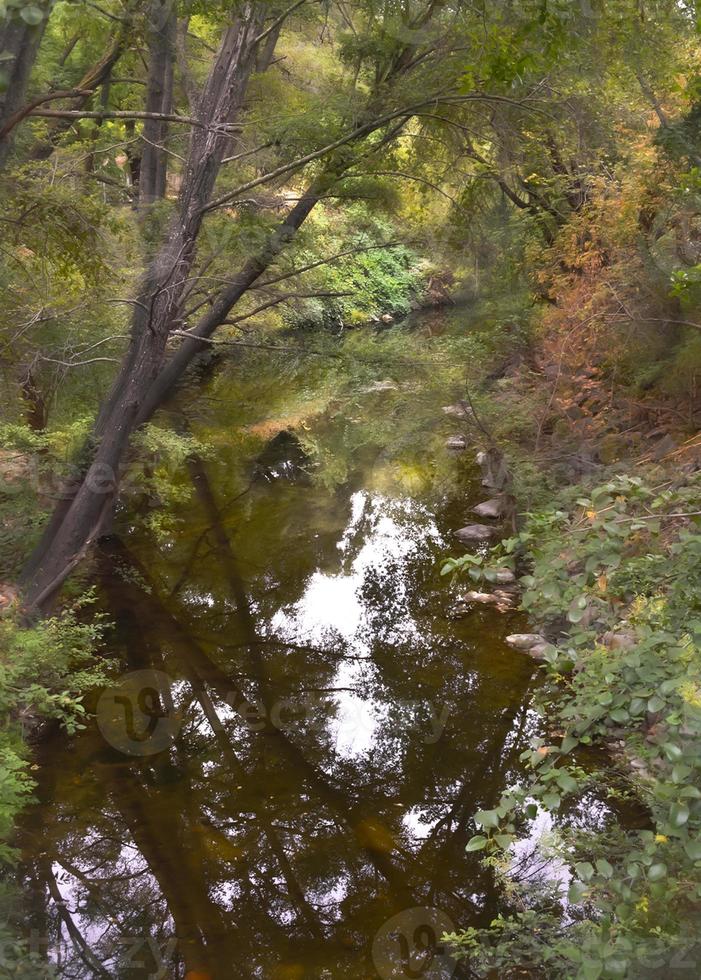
10 418 540 978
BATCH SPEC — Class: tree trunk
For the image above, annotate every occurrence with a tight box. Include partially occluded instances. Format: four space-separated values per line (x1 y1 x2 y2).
0 13 49 169
28 25 133 161
138 0 176 206
22 4 268 609
20 3 434 611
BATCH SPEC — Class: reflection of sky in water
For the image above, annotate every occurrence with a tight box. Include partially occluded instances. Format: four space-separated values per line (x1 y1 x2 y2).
271 491 443 758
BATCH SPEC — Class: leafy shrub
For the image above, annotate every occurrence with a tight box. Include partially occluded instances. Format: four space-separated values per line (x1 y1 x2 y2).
445 472 701 978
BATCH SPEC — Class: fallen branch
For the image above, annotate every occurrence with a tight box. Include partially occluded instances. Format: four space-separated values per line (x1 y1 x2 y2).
0 89 93 142
25 109 243 133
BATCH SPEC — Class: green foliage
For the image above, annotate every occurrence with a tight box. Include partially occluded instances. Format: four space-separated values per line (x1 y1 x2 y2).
447 472 701 976
0 598 107 862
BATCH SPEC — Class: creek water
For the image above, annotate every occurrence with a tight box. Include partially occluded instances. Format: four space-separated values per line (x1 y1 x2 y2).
8 309 546 979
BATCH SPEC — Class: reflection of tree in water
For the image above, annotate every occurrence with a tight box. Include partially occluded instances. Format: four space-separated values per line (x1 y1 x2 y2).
14 457 539 979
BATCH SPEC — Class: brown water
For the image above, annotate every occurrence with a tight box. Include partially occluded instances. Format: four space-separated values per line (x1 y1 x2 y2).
7 311 545 979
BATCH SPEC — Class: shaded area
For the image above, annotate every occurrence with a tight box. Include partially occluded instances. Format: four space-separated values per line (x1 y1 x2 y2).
8 312 543 978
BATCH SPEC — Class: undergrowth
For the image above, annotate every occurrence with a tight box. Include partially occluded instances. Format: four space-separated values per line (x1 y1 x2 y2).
444 471 701 978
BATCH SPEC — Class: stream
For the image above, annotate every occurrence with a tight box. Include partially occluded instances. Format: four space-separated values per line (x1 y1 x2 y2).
8 309 545 979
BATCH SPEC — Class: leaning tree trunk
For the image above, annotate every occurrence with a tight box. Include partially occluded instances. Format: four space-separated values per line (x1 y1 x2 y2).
22 4 268 610
138 0 176 206
21 3 429 612
0 10 50 170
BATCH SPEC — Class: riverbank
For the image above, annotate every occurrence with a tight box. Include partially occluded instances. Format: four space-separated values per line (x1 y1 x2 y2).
439 322 701 975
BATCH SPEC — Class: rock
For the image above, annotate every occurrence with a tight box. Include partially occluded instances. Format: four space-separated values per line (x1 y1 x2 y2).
0 450 32 484
454 524 497 543
598 433 628 465
463 590 515 606
0 584 19 614
601 630 635 650
476 448 510 491
564 403 586 421
652 434 677 461
366 379 398 392
442 401 471 419
506 633 547 651
380 313 394 324
472 497 506 519
527 643 552 660
451 589 516 615
493 568 516 584
446 435 467 451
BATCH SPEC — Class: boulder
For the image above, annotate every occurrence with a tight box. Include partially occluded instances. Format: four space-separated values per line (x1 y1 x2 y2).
493 568 516 585
442 401 471 419
652 434 678 461
473 497 506 519
366 379 398 393
601 630 635 650
381 313 394 324
450 589 516 616
463 590 514 605
0 584 19 614
454 524 497 543
446 435 467 451
506 633 547 651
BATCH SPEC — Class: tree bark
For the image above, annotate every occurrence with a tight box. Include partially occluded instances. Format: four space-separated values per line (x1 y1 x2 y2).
0 13 49 170
138 0 176 206
22 4 269 609
20 1 444 611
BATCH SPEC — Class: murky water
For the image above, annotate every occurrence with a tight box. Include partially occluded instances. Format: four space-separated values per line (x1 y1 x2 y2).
7 310 545 979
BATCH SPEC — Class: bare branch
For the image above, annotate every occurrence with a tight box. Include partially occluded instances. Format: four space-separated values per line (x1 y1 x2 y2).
252 0 311 46
25 109 243 133
0 89 93 142
203 91 545 213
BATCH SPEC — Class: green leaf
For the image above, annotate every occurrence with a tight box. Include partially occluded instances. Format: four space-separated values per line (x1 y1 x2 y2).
684 839 701 860
604 958 628 978
663 742 684 762
556 771 578 794
494 834 514 849
672 764 692 783
648 696 665 714
670 803 690 827
465 835 488 852
581 958 603 979
561 735 579 753
19 4 43 24
568 880 588 903
595 858 613 878
474 808 499 829
575 861 594 881
542 791 561 810
648 863 667 881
